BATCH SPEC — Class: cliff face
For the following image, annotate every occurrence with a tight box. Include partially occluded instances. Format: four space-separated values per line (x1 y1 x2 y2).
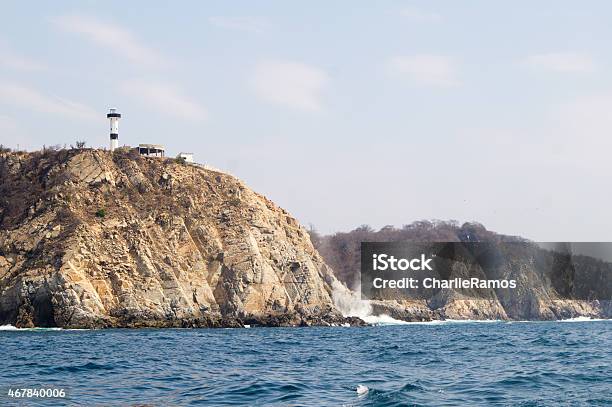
0 149 357 328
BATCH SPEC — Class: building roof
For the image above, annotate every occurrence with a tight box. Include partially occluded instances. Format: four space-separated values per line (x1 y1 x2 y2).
138 144 165 150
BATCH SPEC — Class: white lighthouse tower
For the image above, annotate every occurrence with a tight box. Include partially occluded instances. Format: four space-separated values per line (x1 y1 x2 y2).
107 108 121 151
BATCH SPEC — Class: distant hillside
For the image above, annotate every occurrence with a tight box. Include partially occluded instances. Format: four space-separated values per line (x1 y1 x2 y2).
309 221 525 286
310 222 611 320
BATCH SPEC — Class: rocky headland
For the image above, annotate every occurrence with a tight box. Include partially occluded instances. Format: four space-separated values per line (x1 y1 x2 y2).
0 149 609 328
0 148 363 328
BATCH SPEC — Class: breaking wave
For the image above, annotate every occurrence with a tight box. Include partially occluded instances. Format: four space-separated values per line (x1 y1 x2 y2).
0 324 70 331
331 281 409 325
0 325 63 331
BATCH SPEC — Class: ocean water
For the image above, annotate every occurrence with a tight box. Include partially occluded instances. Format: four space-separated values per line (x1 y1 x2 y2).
1 320 610 406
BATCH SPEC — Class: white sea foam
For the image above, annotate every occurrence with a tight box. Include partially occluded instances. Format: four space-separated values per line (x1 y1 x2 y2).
0 324 64 331
332 281 410 325
441 319 502 324
356 384 369 395
370 318 504 326
558 316 608 323
361 314 411 325
509 317 611 324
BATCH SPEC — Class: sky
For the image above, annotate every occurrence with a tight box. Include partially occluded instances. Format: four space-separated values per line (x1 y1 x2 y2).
1 1 612 240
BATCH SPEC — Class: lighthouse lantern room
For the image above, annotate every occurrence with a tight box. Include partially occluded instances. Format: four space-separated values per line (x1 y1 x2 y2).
107 108 121 151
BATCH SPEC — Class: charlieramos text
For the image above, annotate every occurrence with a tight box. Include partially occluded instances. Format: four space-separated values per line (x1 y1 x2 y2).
372 276 517 289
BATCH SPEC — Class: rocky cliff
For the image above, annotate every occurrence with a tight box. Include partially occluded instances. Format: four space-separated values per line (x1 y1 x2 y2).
0 149 361 328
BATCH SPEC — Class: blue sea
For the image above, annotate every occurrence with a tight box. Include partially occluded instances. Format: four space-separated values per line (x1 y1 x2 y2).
1 320 610 406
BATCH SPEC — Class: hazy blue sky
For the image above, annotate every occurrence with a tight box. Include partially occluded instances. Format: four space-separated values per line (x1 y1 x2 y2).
1 1 611 240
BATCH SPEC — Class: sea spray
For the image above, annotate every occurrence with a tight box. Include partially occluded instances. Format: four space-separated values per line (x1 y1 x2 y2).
331 280 372 318
331 281 409 325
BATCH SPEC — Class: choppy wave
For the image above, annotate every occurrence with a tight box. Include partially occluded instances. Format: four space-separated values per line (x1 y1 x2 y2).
1 319 610 405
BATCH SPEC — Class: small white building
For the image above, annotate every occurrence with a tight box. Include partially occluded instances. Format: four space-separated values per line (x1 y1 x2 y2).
177 152 194 163
138 144 165 158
